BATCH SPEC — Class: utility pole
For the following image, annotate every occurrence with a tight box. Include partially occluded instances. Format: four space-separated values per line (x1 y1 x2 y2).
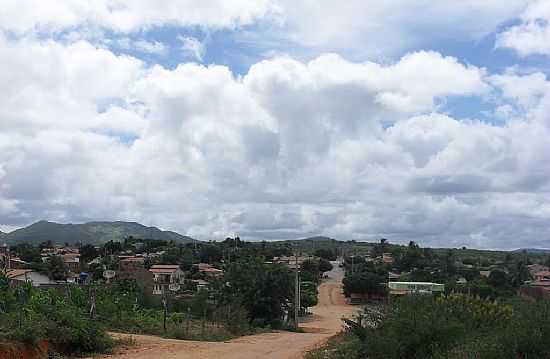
89 284 96 319
294 251 300 329
162 286 167 332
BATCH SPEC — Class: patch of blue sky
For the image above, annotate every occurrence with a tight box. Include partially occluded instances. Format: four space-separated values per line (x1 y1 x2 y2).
439 96 500 124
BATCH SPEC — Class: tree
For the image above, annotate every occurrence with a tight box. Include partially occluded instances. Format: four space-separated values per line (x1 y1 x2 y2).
300 282 318 312
46 256 68 281
103 240 122 255
14 244 41 263
222 258 293 327
319 258 333 273
301 259 320 282
442 249 457 277
80 244 98 265
488 270 508 289
160 248 181 265
409 269 433 282
343 272 386 298
199 244 223 264
314 248 337 261
397 241 423 271
510 260 531 287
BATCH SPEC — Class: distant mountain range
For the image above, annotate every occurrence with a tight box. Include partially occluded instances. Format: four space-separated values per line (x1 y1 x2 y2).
2 220 195 245
295 236 337 242
514 248 550 254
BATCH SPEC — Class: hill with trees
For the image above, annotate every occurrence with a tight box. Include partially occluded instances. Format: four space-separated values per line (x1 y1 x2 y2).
3 220 195 245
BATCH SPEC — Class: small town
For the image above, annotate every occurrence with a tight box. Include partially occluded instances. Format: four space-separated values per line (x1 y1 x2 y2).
2 0 550 358
1 229 550 358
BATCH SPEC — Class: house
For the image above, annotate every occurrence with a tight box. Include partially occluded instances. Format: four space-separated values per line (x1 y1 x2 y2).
528 264 549 277
382 253 394 264
533 271 550 282
8 257 30 269
388 272 401 281
6 269 56 287
149 265 185 295
195 263 223 277
62 254 80 272
388 282 445 295
273 256 312 270
192 279 210 292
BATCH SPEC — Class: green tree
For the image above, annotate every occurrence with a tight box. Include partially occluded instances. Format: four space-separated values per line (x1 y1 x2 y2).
510 260 531 287
343 272 386 298
314 248 337 261
80 244 98 265
301 259 320 282
300 284 318 312
488 270 509 289
397 241 423 271
46 256 68 280
319 258 333 273
14 243 41 263
199 244 223 264
222 258 293 327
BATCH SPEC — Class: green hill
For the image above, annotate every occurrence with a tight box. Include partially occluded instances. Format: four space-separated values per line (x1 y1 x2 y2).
4 220 195 245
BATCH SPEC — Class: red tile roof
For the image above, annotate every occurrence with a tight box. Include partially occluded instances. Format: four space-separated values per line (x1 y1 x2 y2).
149 264 181 273
6 269 33 279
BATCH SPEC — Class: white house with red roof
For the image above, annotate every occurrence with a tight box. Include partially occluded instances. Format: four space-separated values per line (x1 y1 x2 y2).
149 264 184 295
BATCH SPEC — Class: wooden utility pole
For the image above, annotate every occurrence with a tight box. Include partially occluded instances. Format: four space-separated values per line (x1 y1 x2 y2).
162 286 167 332
89 285 96 319
294 252 300 328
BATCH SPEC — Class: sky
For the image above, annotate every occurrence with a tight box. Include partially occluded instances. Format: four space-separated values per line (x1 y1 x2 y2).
1 1 550 249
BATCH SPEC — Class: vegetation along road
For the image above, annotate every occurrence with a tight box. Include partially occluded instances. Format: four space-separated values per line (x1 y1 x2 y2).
99 262 356 359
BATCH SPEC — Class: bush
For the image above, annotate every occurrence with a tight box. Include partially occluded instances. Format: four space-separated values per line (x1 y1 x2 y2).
312 294 550 359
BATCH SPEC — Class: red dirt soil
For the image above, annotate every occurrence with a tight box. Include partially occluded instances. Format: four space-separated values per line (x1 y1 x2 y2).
0 341 50 359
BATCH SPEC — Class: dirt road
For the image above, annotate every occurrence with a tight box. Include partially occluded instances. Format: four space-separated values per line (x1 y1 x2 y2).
102 262 356 359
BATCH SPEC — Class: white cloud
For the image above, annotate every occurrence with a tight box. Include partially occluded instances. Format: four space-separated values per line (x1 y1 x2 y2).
497 0 550 56
178 36 205 62
0 35 145 134
1 33 549 249
119 38 167 55
0 0 277 33
268 0 528 56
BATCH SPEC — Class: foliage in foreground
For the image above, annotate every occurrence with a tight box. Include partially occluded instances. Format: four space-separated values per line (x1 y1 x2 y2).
308 293 550 359
0 279 113 354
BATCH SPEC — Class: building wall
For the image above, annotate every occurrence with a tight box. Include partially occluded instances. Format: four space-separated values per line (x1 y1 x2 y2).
11 272 54 287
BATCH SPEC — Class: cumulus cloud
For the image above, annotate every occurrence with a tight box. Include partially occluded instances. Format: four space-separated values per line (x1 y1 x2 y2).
497 0 550 56
0 0 276 33
1 29 549 249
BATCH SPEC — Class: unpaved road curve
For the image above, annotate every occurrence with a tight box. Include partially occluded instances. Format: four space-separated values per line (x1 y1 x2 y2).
100 263 356 359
